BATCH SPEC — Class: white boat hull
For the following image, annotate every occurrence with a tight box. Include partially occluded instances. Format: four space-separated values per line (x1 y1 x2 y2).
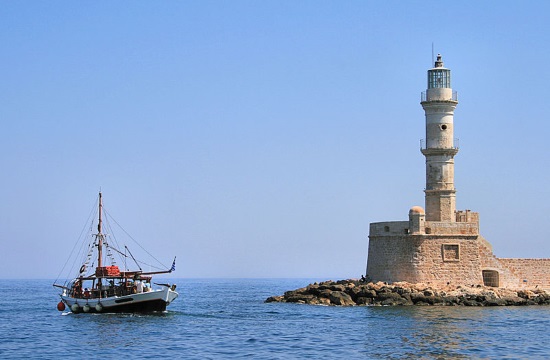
61 286 178 313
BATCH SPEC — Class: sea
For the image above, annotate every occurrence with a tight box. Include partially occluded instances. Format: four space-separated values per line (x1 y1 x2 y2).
1 278 549 359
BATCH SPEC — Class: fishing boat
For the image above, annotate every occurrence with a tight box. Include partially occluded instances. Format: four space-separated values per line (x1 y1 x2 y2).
53 192 179 313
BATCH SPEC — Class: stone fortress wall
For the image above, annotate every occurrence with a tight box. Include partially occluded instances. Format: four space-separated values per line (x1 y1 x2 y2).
367 210 550 289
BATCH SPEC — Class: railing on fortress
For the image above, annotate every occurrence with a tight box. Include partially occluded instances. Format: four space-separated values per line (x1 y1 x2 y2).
421 90 458 102
420 138 459 150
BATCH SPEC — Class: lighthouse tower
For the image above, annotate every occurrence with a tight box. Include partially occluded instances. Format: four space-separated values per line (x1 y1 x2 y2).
421 54 458 222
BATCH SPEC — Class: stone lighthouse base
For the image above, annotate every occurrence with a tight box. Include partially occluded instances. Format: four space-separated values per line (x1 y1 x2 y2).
366 207 550 290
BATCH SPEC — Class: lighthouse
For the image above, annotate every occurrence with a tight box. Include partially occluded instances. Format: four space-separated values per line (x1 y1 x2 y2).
365 54 550 289
420 54 459 222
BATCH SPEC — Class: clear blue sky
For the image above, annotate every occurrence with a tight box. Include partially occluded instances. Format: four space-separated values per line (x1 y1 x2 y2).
2 1 550 279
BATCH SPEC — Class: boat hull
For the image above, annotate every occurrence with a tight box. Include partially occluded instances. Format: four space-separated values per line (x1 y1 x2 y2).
61 286 178 314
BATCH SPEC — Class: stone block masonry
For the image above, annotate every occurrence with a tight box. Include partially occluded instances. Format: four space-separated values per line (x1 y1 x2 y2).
497 259 550 289
367 211 550 290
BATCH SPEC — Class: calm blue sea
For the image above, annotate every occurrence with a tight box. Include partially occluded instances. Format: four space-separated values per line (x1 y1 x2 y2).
1 278 549 359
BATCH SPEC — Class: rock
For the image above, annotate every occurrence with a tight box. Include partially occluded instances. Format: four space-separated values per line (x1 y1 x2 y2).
394 286 412 296
380 298 397 306
415 300 431 306
501 296 526 305
316 297 331 306
518 290 535 299
284 290 299 297
369 282 385 291
286 294 316 303
329 291 355 306
329 284 346 292
401 293 413 304
355 297 373 305
410 292 432 305
442 296 459 305
319 289 333 299
356 286 377 298
377 292 403 303
265 279 550 307
306 284 322 296
265 295 284 303
476 295 492 303
462 299 480 306
485 298 507 306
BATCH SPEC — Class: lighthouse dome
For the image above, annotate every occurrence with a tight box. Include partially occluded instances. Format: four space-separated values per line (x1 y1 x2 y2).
409 206 425 215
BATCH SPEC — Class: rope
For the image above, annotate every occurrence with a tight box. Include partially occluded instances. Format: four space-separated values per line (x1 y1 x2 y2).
104 208 169 269
101 209 128 268
125 245 142 271
53 196 99 286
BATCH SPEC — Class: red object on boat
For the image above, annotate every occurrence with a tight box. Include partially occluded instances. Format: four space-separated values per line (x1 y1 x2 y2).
57 301 66 311
95 266 121 277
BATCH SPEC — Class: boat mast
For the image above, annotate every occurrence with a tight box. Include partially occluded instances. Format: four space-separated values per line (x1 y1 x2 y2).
97 192 103 269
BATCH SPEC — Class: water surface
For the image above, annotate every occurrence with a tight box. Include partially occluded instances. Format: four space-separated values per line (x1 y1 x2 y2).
1 279 548 359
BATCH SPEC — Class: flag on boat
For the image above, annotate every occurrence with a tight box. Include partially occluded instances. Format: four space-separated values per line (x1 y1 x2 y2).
170 257 176 272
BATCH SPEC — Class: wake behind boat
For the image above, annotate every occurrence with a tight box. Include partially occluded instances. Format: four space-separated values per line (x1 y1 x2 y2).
53 192 178 313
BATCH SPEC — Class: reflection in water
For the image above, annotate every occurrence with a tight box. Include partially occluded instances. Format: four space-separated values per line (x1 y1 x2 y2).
362 306 549 359
66 312 172 349
399 308 474 358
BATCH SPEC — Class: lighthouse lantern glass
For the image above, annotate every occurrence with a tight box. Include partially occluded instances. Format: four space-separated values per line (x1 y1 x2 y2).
428 69 451 89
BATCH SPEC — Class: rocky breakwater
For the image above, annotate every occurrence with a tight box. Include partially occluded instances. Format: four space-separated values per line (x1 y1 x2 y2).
265 280 550 306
